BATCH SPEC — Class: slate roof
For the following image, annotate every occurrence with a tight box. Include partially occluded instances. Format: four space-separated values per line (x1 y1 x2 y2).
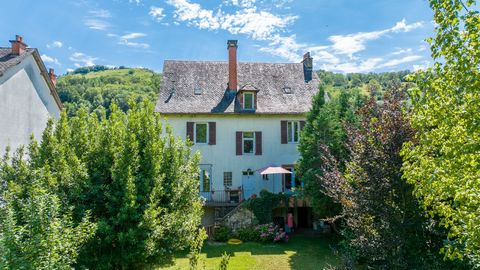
155 60 320 115
0 47 35 77
0 47 62 109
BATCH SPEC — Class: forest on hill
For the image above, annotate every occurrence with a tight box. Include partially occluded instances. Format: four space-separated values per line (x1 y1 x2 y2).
56 65 411 116
56 66 161 116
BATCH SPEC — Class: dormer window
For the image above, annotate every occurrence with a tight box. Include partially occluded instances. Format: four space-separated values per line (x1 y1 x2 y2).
243 92 254 110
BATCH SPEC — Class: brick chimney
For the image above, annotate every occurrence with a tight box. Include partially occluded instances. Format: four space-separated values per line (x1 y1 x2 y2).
48 68 57 87
9 35 27 55
302 52 313 82
227 40 238 91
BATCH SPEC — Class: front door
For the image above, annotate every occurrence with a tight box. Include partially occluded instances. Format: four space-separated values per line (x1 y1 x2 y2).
199 165 212 201
242 170 255 199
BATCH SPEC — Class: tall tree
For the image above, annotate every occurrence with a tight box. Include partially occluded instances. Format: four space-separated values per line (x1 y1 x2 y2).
320 89 457 269
297 85 361 217
401 0 480 265
1 101 205 269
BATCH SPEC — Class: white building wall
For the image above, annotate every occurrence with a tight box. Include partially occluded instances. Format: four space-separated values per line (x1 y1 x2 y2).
164 114 304 199
0 55 61 156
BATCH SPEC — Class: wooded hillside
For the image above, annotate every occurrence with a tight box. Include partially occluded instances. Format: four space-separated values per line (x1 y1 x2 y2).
56 66 161 116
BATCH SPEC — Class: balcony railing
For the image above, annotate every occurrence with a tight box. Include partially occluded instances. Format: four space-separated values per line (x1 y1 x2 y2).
201 188 243 206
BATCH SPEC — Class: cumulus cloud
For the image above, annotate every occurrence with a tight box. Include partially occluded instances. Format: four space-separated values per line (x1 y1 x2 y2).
46 40 63 49
41 54 61 65
165 0 425 73
166 0 296 40
149 6 166 22
69 52 97 67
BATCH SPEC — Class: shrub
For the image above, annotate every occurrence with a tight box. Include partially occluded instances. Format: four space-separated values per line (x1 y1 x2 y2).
236 227 260 242
214 225 231 242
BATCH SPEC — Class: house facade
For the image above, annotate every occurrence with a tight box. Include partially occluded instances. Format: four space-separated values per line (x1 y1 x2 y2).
0 35 62 156
155 40 319 226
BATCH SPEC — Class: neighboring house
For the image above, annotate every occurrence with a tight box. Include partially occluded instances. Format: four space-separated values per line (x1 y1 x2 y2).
0 35 62 156
155 40 320 227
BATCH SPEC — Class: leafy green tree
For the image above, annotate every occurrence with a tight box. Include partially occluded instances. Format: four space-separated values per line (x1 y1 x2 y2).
2 101 205 269
401 0 480 265
297 85 361 218
320 89 460 269
0 148 96 269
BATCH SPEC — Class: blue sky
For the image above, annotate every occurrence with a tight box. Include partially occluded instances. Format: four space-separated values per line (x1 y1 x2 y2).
0 0 434 74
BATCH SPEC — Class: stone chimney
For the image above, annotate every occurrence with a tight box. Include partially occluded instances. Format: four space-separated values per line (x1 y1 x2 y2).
9 35 27 55
227 40 238 91
302 52 313 82
48 68 57 87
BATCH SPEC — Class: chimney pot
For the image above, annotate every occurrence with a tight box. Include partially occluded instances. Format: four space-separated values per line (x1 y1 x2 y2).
227 40 238 91
9 35 27 55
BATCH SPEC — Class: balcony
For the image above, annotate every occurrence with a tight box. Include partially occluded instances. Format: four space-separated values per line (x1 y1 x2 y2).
201 188 243 207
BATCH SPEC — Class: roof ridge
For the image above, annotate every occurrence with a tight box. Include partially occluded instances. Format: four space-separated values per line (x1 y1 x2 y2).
164 60 302 65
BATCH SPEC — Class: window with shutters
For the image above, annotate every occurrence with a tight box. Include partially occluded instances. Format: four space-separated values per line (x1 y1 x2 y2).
223 172 232 187
242 132 255 154
195 123 208 144
287 121 300 143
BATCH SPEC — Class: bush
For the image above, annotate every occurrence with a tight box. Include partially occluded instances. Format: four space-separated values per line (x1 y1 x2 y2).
236 227 260 242
255 223 288 243
214 225 232 242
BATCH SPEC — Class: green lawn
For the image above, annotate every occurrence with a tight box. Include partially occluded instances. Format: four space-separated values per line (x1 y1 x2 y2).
160 234 340 270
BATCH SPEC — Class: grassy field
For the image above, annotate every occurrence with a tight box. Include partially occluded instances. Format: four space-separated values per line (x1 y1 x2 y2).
160 234 340 270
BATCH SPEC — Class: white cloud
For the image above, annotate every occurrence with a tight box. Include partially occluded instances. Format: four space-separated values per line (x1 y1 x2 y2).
46 40 63 49
119 32 149 48
149 6 165 22
391 48 413 55
89 9 111 18
328 19 424 56
129 0 141 5
121 32 146 39
166 1 425 73
326 58 383 73
412 61 430 71
41 54 61 65
69 52 97 67
84 19 109 30
380 55 422 68
166 0 296 40
66 68 74 73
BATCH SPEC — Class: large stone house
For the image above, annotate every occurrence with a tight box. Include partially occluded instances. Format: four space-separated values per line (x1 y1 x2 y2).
0 35 62 156
155 40 319 227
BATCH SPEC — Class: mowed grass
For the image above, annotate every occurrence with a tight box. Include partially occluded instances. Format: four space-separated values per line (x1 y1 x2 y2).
159 234 340 270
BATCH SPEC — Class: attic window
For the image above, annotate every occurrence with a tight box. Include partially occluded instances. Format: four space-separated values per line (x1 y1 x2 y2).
194 87 202 95
283 86 292 94
243 92 254 110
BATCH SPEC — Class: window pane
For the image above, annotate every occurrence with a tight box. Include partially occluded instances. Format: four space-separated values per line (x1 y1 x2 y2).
294 121 299 142
287 121 293 142
202 169 210 192
244 93 253 109
224 172 232 187
196 123 207 143
244 139 254 153
243 132 254 138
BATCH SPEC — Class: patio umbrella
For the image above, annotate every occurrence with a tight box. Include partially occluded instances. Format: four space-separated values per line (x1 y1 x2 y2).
256 166 292 175
256 165 292 192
